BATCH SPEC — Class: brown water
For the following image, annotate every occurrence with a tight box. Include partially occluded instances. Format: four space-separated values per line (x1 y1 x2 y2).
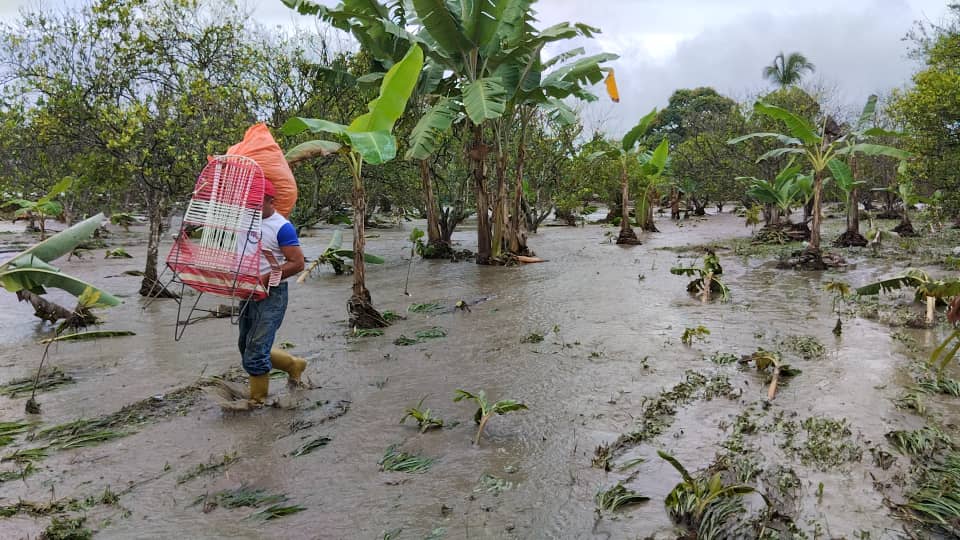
0 213 955 539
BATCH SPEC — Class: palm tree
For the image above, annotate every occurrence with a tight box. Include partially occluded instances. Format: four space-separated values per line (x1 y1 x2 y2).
763 52 815 88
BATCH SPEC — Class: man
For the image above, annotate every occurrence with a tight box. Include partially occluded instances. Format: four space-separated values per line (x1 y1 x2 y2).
238 179 306 406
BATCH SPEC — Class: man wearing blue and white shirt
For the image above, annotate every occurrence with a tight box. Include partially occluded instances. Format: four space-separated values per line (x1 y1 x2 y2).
239 179 305 406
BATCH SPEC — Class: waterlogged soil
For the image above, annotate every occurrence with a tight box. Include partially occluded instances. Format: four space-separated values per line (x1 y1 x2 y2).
1 211 959 539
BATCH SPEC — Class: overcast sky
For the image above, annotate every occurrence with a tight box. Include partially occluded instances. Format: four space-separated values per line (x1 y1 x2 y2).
0 0 953 133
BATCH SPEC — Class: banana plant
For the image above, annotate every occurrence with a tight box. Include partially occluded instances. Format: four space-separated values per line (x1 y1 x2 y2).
729 98 909 261
740 160 804 226
287 0 615 264
658 450 764 530
282 44 424 328
856 269 960 325
453 389 528 446
589 109 667 243
297 230 385 279
670 250 729 302
4 177 72 240
0 213 120 323
873 175 924 237
825 280 852 335
400 396 444 433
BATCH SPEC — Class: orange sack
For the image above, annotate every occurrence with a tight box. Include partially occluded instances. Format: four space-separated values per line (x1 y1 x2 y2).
227 123 297 218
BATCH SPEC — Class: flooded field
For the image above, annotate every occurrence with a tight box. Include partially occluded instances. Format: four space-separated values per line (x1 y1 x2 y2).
1 212 958 539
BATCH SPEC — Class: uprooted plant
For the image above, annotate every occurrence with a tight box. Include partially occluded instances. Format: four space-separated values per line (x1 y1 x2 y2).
739 349 800 400
453 389 528 445
857 269 960 326
671 250 729 302
400 397 444 433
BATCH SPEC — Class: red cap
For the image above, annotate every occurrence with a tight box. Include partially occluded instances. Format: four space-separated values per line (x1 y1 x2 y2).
263 180 276 198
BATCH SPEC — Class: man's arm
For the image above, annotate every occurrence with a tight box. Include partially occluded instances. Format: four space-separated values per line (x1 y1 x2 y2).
278 244 305 279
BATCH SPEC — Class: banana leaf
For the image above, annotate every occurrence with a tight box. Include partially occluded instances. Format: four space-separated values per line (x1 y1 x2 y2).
0 267 121 306
405 97 461 160
285 140 342 165
462 77 507 123
332 250 385 264
348 44 424 133
1 213 106 270
752 101 820 146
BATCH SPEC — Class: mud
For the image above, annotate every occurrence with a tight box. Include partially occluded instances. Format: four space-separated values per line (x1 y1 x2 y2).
1 211 959 539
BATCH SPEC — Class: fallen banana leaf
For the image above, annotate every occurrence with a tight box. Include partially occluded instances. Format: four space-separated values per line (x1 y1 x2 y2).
39 330 135 344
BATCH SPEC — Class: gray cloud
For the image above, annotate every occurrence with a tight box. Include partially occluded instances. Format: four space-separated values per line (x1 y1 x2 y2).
1 0 952 133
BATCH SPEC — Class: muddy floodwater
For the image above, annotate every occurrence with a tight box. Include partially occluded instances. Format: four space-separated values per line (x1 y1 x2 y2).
1 212 958 539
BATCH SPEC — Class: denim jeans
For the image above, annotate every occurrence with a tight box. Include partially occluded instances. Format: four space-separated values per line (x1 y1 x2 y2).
238 281 288 376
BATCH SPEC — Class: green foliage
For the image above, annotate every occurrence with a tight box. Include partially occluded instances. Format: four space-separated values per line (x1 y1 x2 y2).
762 51 815 88
378 444 434 473
453 389 528 445
595 476 650 513
0 214 120 312
671 251 729 301
400 397 445 433
658 451 761 532
681 326 711 346
300 230 385 277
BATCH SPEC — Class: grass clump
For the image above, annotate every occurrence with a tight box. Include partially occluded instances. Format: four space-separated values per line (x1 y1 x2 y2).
407 302 444 314
41 515 92 540
521 332 544 344
0 421 33 447
792 417 863 469
247 503 306 521
887 427 954 457
352 328 384 338
378 445 434 473
0 368 74 397
781 335 825 360
197 486 288 510
707 352 739 365
917 376 960 397
475 473 513 496
290 436 332 457
902 452 960 536
176 453 239 485
595 475 650 513
393 327 447 346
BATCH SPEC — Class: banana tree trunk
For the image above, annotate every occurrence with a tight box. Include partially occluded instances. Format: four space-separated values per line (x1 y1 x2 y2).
419 160 443 248
807 170 824 255
491 142 508 260
508 112 530 256
616 163 638 244
16 290 73 324
348 162 387 328
926 295 936 325
470 123 493 264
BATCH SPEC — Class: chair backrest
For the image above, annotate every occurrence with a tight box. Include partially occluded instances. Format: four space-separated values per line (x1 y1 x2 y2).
165 155 268 300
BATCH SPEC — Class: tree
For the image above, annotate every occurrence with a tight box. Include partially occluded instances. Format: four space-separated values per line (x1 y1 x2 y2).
729 101 908 267
282 44 425 328
590 109 667 243
762 51 815 88
1 0 264 297
890 5 960 219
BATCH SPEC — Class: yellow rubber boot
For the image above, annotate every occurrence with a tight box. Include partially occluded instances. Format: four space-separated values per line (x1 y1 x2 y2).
270 348 307 386
248 374 270 406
